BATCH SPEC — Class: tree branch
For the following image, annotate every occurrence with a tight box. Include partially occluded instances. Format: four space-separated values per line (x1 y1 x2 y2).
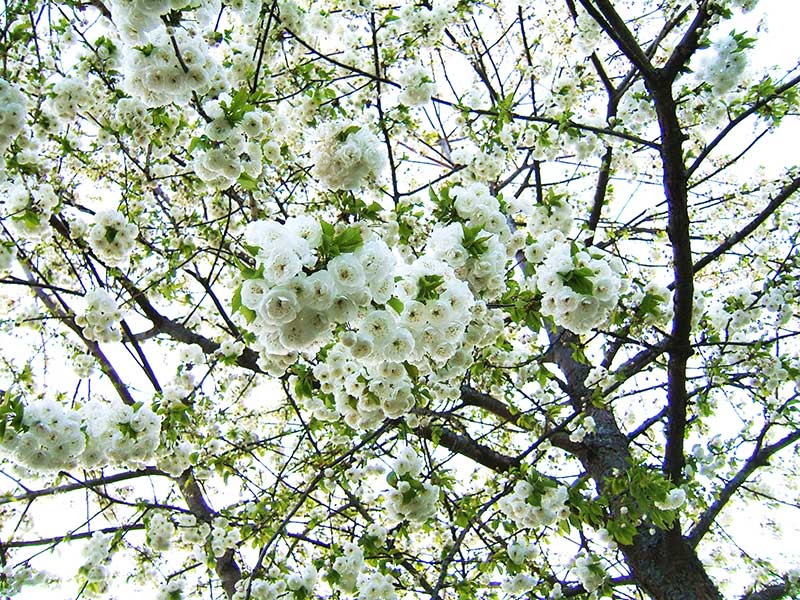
687 427 800 547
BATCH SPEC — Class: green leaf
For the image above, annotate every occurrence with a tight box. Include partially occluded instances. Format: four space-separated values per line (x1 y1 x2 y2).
386 470 398 487
187 135 212 154
134 43 155 56
292 364 314 399
559 269 594 295
386 297 404 314
333 226 363 254
415 274 445 302
403 361 419 382
231 285 256 323
461 224 491 258
336 125 361 142
237 172 259 190
221 88 255 124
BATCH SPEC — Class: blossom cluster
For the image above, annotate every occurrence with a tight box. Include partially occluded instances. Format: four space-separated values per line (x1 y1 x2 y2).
0 243 15 271
79 532 114 598
146 513 175 552
76 289 123 343
110 0 178 40
427 182 513 298
88 210 139 266
398 65 436 106
80 399 161 468
210 517 242 558
524 224 624 335
696 32 749 96
0 397 161 472
0 78 25 165
3 180 58 239
1 398 85 471
49 78 91 121
498 478 569 529
237 212 513 427
120 28 221 108
192 108 265 189
384 446 439 524
156 439 195 476
310 121 387 190
573 554 604 593
112 97 156 148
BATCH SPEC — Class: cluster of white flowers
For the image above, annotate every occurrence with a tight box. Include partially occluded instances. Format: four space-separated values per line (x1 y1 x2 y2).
385 446 440 524
110 0 218 41
573 7 603 56
1 398 85 471
527 233 624 334
175 513 212 564
3 180 58 239
0 78 25 165
427 188 512 297
451 145 506 181
502 573 537 595
49 78 91 122
356 571 397 600
192 111 264 189
762 282 795 326
146 513 175 552
689 442 726 478
210 517 242 558
311 349 415 429
0 243 16 271
307 258 483 427
232 578 285 600
88 210 139 265
0 396 162 472
654 487 686 511
241 218 394 355
113 96 155 146
237 212 513 426
156 578 186 600
121 28 221 107
696 32 749 96
79 532 114 597
311 121 387 190
80 399 161 468
573 554 603 593
499 479 569 529
76 290 123 343
398 65 436 106
569 415 596 443
391 257 476 363
157 439 195 476
507 537 539 564
286 564 317 596
395 0 454 43
331 543 366 594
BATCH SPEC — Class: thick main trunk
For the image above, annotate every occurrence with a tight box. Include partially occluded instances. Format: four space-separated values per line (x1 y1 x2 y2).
621 528 722 600
548 330 721 600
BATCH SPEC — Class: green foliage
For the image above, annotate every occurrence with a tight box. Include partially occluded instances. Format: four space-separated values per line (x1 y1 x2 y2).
499 280 541 332
429 185 457 223
461 223 491 258
415 274 445 301
0 393 25 439
318 221 364 263
559 267 595 296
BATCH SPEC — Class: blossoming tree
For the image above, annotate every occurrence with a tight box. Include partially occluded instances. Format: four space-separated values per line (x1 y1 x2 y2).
0 0 799 598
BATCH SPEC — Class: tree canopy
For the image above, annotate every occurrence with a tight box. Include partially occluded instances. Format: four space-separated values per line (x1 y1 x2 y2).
0 0 799 599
